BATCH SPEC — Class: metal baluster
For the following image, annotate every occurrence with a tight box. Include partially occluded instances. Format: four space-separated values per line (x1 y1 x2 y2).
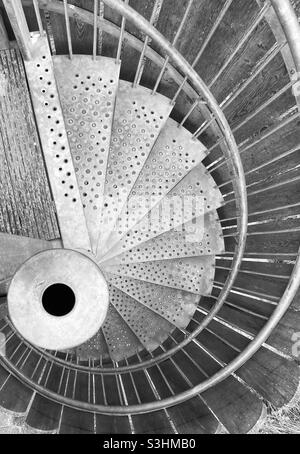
124 357 141 404
113 360 124 406
0 320 9 331
42 361 54 387
93 0 99 60
148 350 175 396
208 110 300 173
179 99 200 127
172 0 234 103
18 348 33 370
32 0 43 36
208 2 270 89
16 347 31 369
63 0 73 59
30 354 43 380
221 42 286 111
133 0 162 88
115 362 135 434
192 116 214 139
91 359 96 405
99 356 107 405
152 0 194 94
88 357 92 403
203 80 293 166
116 0 129 63
71 369 78 400
2 331 15 345
136 352 178 434
97 0 104 55
9 340 23 362
220 143 300 190
63 369 71 396
57 366 66 394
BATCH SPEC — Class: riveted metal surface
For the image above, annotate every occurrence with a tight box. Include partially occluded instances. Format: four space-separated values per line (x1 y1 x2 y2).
103 211 224 266
53 55 120 251
105 118 208 252
96 80 173 256
107 273 199 328
99 162 223 263
102 303 144 362
104 256 215 295
24 35 91 251
109 283 174 351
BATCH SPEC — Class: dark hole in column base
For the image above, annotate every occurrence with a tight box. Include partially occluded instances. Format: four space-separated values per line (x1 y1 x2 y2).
42 283 75 316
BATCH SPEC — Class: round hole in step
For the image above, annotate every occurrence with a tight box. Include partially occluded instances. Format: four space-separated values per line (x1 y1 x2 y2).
42 283 75 317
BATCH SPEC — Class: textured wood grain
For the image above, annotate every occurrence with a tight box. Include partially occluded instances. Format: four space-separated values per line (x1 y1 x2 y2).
59 406 94 434
0 375 33 414
0 48 59 239
26 394 62 432
191 313 300 408
198 0 261 87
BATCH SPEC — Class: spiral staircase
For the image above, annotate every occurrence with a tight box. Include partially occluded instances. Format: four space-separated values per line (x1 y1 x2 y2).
0 0 299 434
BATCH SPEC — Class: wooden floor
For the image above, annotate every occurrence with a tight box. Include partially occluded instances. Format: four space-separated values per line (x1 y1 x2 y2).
0 48 59 240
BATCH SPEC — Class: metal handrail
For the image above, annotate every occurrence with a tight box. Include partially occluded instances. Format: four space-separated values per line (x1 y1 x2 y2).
1 247 300 415
6 0 247 374
0 0 298 414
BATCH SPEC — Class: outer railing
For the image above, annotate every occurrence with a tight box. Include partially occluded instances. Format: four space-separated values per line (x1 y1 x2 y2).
0 0 299 415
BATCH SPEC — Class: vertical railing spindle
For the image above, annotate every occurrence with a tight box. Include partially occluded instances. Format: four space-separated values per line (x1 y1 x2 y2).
152 0 194 94
32 0 44 36
63 0 73 59
116 0 129 63
93 0 99 60
172 0 233 103
133 0 162 88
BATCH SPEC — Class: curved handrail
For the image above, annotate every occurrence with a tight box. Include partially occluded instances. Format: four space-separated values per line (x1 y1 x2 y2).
0 0 298 415
18 0 248 374
1 243 300 415
271 0 300 75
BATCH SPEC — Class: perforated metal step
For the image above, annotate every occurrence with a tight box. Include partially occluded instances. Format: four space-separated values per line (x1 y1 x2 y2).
4 61 224 363
96 80 173 256
99 162 224 263
109 284 175 352
76 329 109 361
102 211 224 266
53 55 120 251
107 274 199 328
24 35 90 251
101 303 144 362
104 118 208 255
104 256 215 295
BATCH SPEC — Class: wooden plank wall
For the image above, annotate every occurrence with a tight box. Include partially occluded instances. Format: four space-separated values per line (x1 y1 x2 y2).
0 47 59 239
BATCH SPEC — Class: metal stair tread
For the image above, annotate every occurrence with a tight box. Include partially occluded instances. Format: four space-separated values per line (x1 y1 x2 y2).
99 162 223 263
107 273 199 328
105 117 208 252
103 255 215 295
53 55 120 251
96 80 173 256
102 210 224 266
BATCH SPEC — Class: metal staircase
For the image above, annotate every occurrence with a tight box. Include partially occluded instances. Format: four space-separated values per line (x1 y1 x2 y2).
0 0 299 434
